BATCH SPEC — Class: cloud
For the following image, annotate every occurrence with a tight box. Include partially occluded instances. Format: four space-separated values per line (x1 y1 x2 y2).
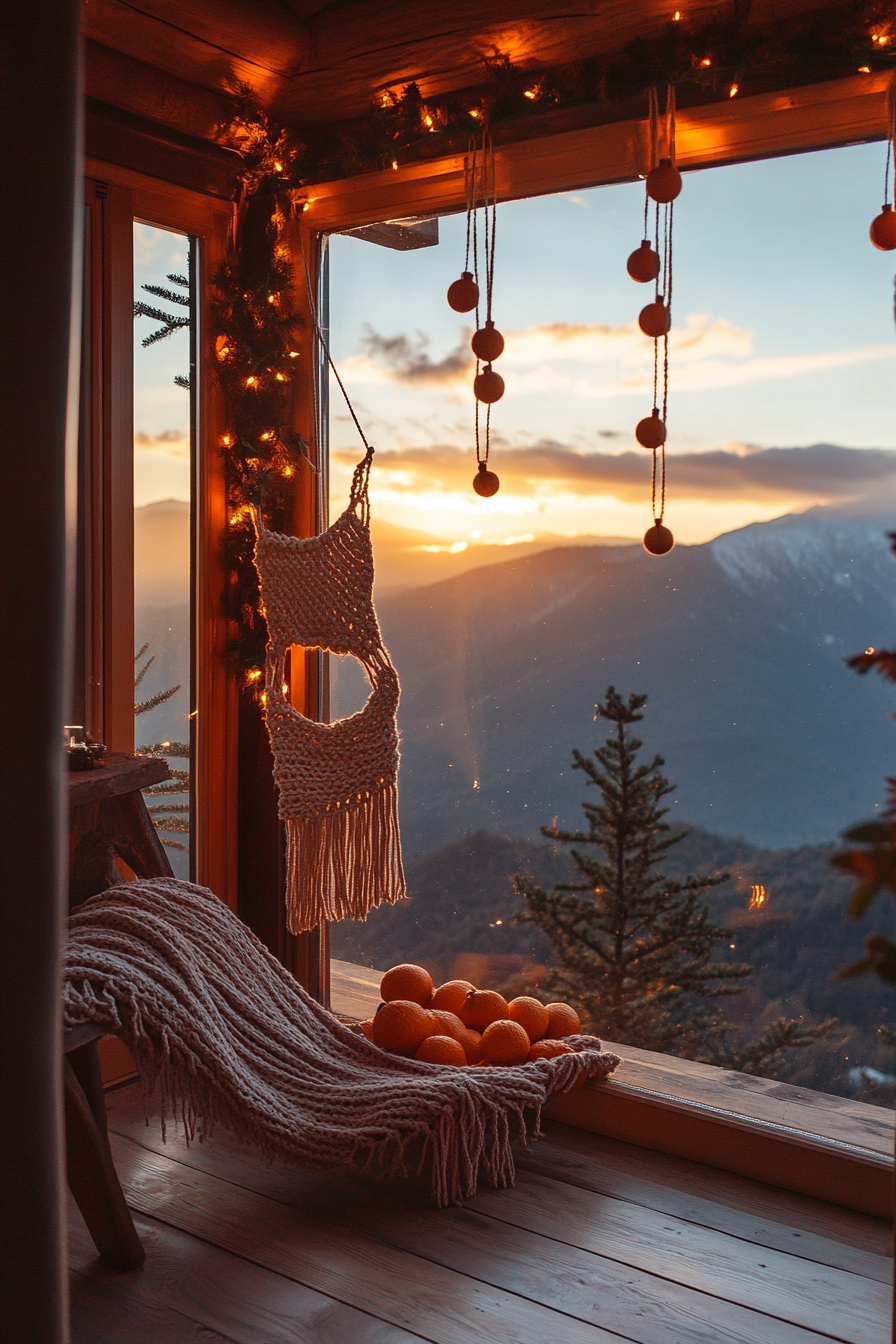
356 326 473 385
336 441 896 505
134 429 190 458
346 317 895 399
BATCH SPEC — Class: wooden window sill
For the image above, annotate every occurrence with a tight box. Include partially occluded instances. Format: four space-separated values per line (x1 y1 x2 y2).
331 958 894 1218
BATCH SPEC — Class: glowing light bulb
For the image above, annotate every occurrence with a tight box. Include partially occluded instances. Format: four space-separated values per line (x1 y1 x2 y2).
523 88 537 99
700 56 712 66
858 65 871 72
729 83 738 97
275 372 287 381
259 431 273 441
221 433 234 447
866 647 876 655
672 10 681 18
391 160 398 170
469 108 480 118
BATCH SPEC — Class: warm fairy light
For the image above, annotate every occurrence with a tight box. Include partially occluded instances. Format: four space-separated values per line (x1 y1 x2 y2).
260 691 267 706
302 202 311 212
246 669 262 683
700 56 712 66
748 885 768 910
288 350 300 358
246 376 257 386
673 10 681 19
872 33 889 44
469 108 480 118
259 431 273 441
282 682 289 694
858 65 871 72
866 646 876 655
267 293 277 303
524 88 538 99
275 372 287 381
283 464 293 477
273 160 283 171
423 113 434 128
221 432 234 447
391 160 398 170
215 335 231 360
729 83 739 97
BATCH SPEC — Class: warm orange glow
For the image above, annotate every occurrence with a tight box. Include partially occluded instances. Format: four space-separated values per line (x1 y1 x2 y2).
283 464 293 477
469 108 480 118
673 10 681 18
302 201 311 212
524 88 538 100
391 160 398 170
273 160 284 172
259 431 273 441
267 294 277 304
288 350 300 358
858 65 871 72
246 668 262 683
423 113 434 128
700 56 712 67
866 646 876 655
275 372 287 381
246 376 258 386
221 432 234 447
748 885 768 910
872 33 889 44
729 83 739 97
215 335 231 360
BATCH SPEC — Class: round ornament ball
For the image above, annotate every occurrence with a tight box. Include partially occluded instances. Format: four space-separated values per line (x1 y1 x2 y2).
638 299 670 338
471 320 505 362
447 271 479 312
473 462 500 497
627 239 661 282
473 364 505 404
643 522 674 555
635 409 666 449
870 204 896 251
646 157 682 204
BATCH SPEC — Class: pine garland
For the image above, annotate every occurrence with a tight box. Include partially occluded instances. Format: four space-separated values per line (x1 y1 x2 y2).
285 2 896 184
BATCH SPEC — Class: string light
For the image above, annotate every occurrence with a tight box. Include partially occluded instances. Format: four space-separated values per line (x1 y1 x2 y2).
288 350 300 358
259 431 273 441
273 160 284 171
700 56 712 66
469 108 480 118
245 375 257 386
524 88 538 99
672 10 681 19
221 433 234 447
275 372 287 381
391 160 398 170
858 65 871 72
729 83 739 97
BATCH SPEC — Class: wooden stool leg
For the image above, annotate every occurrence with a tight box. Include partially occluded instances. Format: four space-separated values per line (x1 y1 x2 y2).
64 1049 145 1270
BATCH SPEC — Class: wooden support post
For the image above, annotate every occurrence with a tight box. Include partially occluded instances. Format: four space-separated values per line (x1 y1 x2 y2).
0 1 83 1338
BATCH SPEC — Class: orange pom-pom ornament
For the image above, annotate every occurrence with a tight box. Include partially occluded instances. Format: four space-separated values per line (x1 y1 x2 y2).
646 157 682 203
627 239 661 282
635 409 666 449
447 271 479 312
870 204 896 251
643 522 674 555
473 364 504 403
639 299 670 338
473 462 500 497
471 320 505 361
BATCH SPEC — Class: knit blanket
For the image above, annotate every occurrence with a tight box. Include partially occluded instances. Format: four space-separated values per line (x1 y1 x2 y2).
63 878 620 1206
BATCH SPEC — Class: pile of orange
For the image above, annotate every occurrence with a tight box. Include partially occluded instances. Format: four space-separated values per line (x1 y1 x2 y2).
358 963 583 1068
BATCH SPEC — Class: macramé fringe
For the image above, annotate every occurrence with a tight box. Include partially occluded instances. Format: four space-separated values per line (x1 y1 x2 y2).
284 782 405 933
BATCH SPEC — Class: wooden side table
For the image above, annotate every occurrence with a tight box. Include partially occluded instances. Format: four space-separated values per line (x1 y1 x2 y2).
66 750 175 1268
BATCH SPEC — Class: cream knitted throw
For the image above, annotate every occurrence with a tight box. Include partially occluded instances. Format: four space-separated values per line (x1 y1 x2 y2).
253 451 405 933
63 878 621 1207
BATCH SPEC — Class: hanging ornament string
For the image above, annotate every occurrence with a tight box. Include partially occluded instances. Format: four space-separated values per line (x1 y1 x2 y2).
470 126 504 497
870 69 896 251
633 83 680 557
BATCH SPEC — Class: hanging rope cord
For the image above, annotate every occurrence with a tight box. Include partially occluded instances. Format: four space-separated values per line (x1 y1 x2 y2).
299 234 374 521
472 128 497 469
647 84 674 526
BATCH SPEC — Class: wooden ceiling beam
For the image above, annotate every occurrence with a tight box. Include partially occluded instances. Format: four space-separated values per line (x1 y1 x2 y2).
277 0 846 127
82 0 311 103
304 71 888 230
86 41 235 143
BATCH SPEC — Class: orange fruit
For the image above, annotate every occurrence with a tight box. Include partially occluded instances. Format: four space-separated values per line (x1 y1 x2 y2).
429 1009 467 1042
480 1019 531 1065
544 1002 582 1038
415 1035 467 1066
458 1027 483 1064
359 1018 374 1041
460 989 509 1031
372 1000 433 1056
526 1039 574 1062
380 963 433 1007
430 979 476 1014
507 996 549 1042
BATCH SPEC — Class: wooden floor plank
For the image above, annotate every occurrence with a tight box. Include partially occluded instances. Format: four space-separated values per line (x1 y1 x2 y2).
467 1170 888 1344
110 1134 628 1344
108 1101 856 1344
518 1122 893 1281
69 1197 425 1344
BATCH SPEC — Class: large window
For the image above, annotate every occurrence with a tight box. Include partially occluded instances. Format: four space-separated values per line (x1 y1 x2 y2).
327 141 896 1104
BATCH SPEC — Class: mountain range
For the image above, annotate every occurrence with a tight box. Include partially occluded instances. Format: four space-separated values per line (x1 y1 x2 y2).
373 498 896 854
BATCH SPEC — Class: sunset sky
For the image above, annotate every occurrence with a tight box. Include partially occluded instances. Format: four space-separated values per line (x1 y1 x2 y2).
133 139 896 548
